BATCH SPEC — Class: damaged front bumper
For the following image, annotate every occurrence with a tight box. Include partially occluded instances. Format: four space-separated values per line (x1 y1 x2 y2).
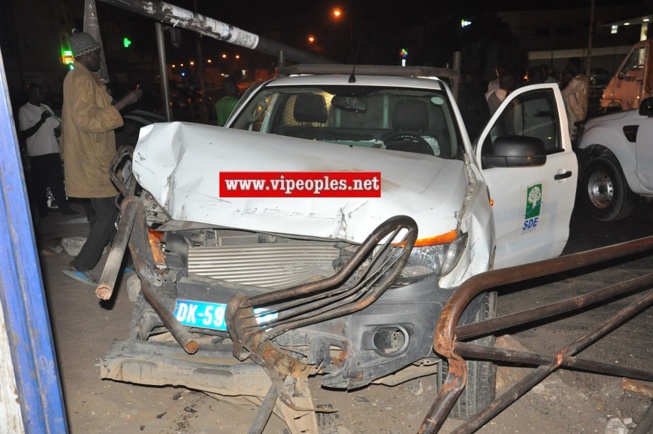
98 194 420 408
101 339 272 397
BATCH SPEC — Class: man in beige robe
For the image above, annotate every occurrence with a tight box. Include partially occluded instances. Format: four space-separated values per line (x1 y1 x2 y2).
60 30 141 285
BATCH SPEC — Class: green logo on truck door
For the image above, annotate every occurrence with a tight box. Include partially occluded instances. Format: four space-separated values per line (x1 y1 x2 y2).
523 183 542 232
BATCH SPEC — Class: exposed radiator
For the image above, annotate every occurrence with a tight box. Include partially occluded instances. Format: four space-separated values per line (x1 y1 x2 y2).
188 242 341 289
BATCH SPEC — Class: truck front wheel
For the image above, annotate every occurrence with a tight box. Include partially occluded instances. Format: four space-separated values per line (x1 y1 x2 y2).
441 291 497 420
580 154 635 221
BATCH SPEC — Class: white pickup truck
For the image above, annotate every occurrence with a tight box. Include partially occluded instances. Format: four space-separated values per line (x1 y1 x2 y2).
577 97 653 221
101 64 577 432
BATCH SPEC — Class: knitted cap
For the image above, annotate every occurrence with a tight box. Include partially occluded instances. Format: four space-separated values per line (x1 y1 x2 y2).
70 30 101 57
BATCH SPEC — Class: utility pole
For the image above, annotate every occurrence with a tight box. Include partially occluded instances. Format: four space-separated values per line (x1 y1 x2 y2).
586 0 595 76
98 0 334 65
192 0 208 122
84 0 109 83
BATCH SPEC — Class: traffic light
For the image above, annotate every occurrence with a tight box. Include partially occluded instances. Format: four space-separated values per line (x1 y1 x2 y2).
400 48 408 66
61 49 74 66
123 37 132 48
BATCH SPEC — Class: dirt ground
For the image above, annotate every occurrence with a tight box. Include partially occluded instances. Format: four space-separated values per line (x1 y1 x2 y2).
35 202 653 434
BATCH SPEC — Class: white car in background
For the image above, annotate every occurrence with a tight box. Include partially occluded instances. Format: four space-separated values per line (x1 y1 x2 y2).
577 97 653 221
101 64 577 432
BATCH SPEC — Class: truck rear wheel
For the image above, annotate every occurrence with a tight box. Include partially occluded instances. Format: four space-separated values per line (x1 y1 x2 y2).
441 291 497 420
581 154 635 221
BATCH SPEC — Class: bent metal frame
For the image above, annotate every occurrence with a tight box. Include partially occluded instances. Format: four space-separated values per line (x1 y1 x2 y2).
420 235 653 434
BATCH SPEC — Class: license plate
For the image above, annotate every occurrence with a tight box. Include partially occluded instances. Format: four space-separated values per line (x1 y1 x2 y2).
174 299 277 331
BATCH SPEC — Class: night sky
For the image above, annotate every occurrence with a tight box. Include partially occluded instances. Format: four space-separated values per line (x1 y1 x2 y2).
84 0 653 77
159 0 651 32
124 1 648 55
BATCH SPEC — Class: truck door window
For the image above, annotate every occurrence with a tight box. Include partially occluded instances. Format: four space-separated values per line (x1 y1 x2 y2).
622 46 647 74
482 89 560 159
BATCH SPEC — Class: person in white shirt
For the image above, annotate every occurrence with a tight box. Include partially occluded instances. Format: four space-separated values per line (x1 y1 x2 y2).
18 83 78 218
486 69 519 137
487 70 516 115
485 63 506 101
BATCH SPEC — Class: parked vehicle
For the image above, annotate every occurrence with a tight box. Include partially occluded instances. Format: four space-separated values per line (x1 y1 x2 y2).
100 64 577 432
114 109 166 148
601 40 653 112
576 97 653 221
589 68 613 88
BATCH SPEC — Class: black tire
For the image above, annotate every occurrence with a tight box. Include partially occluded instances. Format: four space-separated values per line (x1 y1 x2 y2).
580 154 635 222
441 291 497 420
129 291 163 341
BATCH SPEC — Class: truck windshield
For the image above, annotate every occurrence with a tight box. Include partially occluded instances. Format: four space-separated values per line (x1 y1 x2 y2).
229 86 461 159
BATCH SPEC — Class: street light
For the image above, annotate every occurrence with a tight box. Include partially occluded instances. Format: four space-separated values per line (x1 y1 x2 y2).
306 34 324 54
331 7 353 63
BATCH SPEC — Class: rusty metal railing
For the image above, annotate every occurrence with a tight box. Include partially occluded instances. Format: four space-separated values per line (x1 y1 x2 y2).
420 236 653 433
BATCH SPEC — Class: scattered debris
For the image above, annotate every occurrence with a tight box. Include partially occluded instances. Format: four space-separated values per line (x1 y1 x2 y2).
61 236 86 256
605 417 629 434
622 378 653 398
38 237 64 255
127 274 142 302
406 379 423 396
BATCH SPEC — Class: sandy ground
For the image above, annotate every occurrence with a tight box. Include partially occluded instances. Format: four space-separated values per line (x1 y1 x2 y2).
35 203 653 434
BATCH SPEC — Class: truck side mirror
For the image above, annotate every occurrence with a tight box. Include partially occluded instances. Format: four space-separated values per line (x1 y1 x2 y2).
639 98 653 117
482 135 547 169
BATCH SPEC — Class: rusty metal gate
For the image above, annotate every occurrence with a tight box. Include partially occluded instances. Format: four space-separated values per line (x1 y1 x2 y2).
419 236 653 434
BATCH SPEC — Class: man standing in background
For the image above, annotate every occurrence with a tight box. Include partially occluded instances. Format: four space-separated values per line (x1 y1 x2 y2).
18 83 77 219
561 57 589 141
487 69 516 115
60 30 141 285
215 76 240 126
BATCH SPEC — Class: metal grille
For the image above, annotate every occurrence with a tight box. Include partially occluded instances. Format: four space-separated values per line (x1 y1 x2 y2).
188 242 340 289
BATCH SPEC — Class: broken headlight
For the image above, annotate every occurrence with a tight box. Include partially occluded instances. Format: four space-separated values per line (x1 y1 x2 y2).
397 231 467 283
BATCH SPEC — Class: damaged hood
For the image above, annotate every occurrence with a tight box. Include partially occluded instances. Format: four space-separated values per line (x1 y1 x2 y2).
132 122 468 243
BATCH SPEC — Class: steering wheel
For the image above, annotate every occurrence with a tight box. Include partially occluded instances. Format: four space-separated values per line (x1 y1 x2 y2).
382 132 435 156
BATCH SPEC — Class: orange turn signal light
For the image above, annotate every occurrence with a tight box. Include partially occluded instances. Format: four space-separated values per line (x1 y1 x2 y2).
148 228 165 264
414 229 458 247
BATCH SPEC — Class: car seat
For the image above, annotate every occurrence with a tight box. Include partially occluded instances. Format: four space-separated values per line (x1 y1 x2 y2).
383 100 435 155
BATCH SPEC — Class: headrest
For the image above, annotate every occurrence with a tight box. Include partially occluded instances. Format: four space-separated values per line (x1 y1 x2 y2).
294 94 327 123
392 100 429 131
